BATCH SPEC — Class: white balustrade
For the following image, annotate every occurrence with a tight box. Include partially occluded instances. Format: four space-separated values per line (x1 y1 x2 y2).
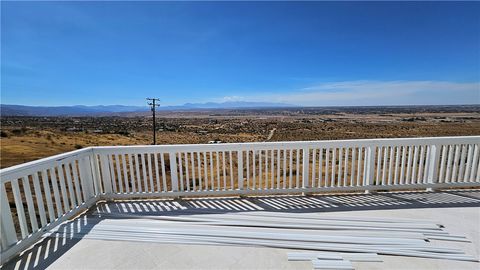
1 136 479 264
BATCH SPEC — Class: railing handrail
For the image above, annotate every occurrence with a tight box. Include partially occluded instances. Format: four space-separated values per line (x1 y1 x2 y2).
0 147 93 182
2 136 478 182
92 136 480 151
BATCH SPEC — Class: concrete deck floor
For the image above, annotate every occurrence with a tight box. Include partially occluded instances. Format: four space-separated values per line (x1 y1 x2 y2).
3 190 480 270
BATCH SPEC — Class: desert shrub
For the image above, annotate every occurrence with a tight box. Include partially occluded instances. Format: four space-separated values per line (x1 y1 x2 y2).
74 144 83 149
0 131 8 137
11 127 28 136
117 130 130 136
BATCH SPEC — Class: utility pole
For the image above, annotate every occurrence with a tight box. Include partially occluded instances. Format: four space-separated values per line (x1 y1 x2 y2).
147 98 160 145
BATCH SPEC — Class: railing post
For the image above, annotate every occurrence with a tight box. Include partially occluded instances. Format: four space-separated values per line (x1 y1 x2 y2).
364 146 376 193
302 148 310 189
237 150 244 190
426 144 441 191
169 152 179 192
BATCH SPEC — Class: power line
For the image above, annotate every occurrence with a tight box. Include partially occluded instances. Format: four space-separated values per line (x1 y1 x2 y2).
146 98 160 145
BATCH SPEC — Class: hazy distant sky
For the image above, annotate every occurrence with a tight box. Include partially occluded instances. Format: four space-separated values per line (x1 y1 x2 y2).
1 1 479 106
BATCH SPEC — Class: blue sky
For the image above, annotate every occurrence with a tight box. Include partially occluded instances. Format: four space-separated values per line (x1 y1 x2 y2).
1 1 479 106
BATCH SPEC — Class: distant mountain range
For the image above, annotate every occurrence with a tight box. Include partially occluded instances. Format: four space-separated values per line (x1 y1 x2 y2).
0 102 293 116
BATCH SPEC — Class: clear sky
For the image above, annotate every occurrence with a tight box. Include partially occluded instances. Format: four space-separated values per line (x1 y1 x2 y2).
1 1 479 106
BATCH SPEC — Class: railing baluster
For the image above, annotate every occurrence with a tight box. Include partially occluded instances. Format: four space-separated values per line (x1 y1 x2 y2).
289 149 294 188
120 155 129 193
363 148 368 186
246 150 250 189
344 147 349 187
445 145 453 183
203 152 208 190
229 151 234 189
215 152 220 190
90 153 102 194
351 147 356 187
337 148 343 187
277 149 281 189
311 149 316 187
140 154 148 192
71 161 83 204
147 153 155 192
41 170 55 222
411 146 419 184
356 148 362 186
470 145 479 182
1 183 17 248
159 153 166 192
11 178 28 238
394 146 400 185
63 164 77 208
270 150 274 189
32 172 47 227
155 153 161 192
400 146 406 185
197 152 202 191
231 152 234 190
388 146 394 185
317 148 322 188
222 151 227 190
185 152 191 192
128 154 136 193
451 145 460 182
190 152 196 191
179 153 185 191
133 154 141 192
464 144 473 182
325 148 329 187
22 176 39 232
115 155 124 194
57 164 71 212
259 150 263 189
381 146 388 186
265 150 269 189
49 167 63 217
208 152 213 190
406 146 413 184
296 149 300 188
458 145 467 182
331 148 336 187
108 155 118 193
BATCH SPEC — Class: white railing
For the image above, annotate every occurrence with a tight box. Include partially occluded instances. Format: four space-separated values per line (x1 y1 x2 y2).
1 136 479 264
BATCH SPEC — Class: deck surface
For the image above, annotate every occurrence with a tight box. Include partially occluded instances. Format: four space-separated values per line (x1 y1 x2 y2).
3 190 480 270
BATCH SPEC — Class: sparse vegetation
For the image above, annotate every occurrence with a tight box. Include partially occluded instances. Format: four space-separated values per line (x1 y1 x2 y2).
74 144 83 149
1 105 479 169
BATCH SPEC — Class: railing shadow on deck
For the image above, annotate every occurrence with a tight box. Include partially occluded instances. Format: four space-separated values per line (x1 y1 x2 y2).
1 215 101 270
93 190 480 217
2 189 479 270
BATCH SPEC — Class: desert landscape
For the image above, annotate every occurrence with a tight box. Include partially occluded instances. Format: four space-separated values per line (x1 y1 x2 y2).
1 105 479 169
